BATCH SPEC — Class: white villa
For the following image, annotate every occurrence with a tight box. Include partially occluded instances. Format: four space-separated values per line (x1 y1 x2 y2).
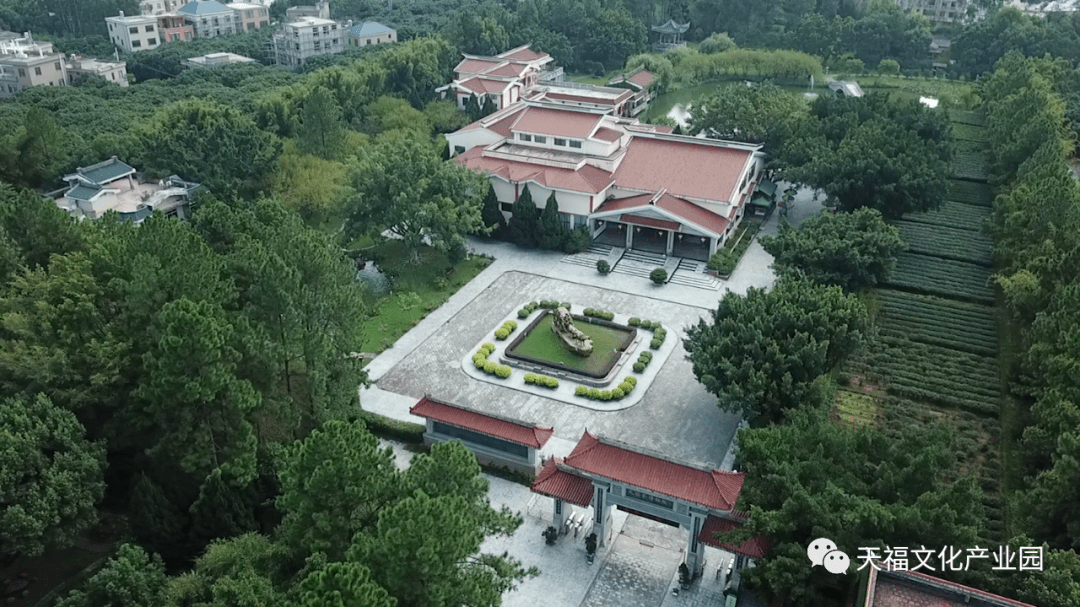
446 101 765 261
53 157 202 223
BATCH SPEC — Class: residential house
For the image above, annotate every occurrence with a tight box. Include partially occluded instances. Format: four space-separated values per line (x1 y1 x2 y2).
157 14 194 43
286 1 330 21
271 16 347 69
66 56 129 86
0 33 70 99
1008 0 1080 15
859 565 1035 607
106 12 161 52
607 69 658 117
525 83 635 118
139 0 184 15
177 0 238 38
894 0 983 24
447 101 766 261
53 157 203 223
182 51 257 67
436 45 556 112
226 3 270 32
346 21 396 47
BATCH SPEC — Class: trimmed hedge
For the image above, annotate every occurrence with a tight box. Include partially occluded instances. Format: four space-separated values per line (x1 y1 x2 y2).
575 376 637 401
628 317 641 326
633 362 646 373
650 338 663 349
494 320 518 340
483 361 497 373
359 410 426 444
575 386 588 396
640 320 652 329
495 328 509 340
523 373 558 388
583 308 615 321
495 364 512 378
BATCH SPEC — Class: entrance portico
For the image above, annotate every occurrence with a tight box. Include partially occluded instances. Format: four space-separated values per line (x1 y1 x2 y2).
590 191 732 262
530 431 766 579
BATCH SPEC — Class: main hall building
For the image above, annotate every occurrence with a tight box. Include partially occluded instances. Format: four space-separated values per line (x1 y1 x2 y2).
445 98 766 261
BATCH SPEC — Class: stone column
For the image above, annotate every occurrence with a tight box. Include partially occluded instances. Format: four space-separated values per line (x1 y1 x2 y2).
666 230 674 256
625 225 633 249
709 237 718 258
686 514 706 578
592 485 615 546
553 498 566 534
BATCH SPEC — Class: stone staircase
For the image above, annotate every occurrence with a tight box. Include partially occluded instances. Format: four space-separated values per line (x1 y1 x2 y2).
561 243 613 268
669 258 722 290
613 249 668 278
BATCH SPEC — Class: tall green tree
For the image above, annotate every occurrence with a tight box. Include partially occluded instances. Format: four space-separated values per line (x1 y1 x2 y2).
54 544 168 607
760 208 905 290
689 82 809 148
0 182 84 270
464 93 482 122
298 562 396 607
478 184 506 238
537 191 568 250
297 86 348 161
506 185 540 248
0 393 106 558
345 131 487 263
684 277 869 426
14 107 70 187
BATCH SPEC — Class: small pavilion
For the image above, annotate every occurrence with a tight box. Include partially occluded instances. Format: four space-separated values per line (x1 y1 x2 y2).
530 431 768 578
652 20 689 50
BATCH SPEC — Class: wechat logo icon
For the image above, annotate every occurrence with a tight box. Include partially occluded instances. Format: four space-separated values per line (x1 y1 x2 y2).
807 538 851 574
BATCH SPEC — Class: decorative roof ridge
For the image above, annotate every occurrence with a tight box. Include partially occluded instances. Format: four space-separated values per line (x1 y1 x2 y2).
570 431 722 475
416 394 551 437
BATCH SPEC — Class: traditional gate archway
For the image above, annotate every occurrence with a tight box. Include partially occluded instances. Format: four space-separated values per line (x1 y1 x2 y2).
531 431 767 578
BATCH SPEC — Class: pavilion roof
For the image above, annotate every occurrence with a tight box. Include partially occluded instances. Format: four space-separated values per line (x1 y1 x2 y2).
651 19 689 34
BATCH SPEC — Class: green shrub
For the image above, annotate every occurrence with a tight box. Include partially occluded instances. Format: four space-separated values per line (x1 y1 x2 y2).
633 362 646 373
618 381 634 394
560 302 571 310
524 373 537 384
599 390 612 401
483 343 495 352
495 328 509 340
518 308 531 319
529 301 539 309
596 259 611 274
707 248 738 274
358 410 425 444
650 268 667 284
640 320 652 329
505 320 518 330
639 351 653 362
654 330 667 341
484 361 497 374
650 338 662 349
495 364 512 378
587 388 601 399
612 388 624 399
603 312 614 321
543 376 559 389
651 322 661 330
583 308 595 316
474 357 487 369
628 317 640 326
575 386 588 396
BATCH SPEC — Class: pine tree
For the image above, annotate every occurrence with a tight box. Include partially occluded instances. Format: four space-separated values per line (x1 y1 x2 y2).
464 93 481 122
481 95 498 117
537 191 569 250
479 185 506 239
506 185 540 247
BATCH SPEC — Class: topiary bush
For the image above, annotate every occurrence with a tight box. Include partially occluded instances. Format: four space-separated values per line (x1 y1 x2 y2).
618 381 634 394
597 259 611 274
560 302 571 310
650 268 667 284
599 390 612 401
603 312 614 321
650 338 662 349
633 362 645 373
583 308 595 316
484 361 497 374
625 376 637 386
612 387 624 399
518 308 530 319
651 322 661 330
542 376 558 389
495 364 512 378
483 343 495 352
474 357 487 369
495 328 509 340
640 320 652 329
639 351 653 362
587 388 601 399
575 386 588 396
628 317 640 326
505 321 518 331
524 373 537 384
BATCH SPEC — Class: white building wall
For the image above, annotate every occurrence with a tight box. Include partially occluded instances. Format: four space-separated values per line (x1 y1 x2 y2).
106 16 161 52
445 128 503 156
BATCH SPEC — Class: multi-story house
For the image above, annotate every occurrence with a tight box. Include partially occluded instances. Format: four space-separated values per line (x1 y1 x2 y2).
0 33 70 99
139 0 184 15
53 157 203 223
66 56 129 86
178 0 237 38
106 12 161 52
893 0 982 24
157 14 194 43
437 45 556 112
226 3 270 32
285 1 330 21
271 16 346 69
346 21 396 47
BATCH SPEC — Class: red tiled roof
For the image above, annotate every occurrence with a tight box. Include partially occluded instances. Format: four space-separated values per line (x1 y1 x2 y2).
512 107 602 139
563 432 745 510
455 147 614 194
595 193 730 237
614 137 752 203
456 58 500 75
541 89 633 106
500 47 548 62
457 104 529 136
486 62 527 78
621 214 680 231
870 569 1036 607
410 397 554 448
531 459 594 507
458 77 513 95
628 69 656 88
697 516 769 559
654 125 674 134
593 127 622 142
595 193 656 212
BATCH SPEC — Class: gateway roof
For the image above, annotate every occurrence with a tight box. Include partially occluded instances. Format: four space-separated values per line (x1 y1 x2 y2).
613 137 752 203
563 432 744 510
531 459 594 507
697 516 769 559
410 397 554 448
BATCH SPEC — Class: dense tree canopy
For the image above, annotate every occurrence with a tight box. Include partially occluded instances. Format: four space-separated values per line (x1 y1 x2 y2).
684 277 869 426
689 82 809 147
779 94 952 218
760 208 905 290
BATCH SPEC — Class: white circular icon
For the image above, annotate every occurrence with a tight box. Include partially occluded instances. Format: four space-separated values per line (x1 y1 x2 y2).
823 549 851 574
807 537 838 567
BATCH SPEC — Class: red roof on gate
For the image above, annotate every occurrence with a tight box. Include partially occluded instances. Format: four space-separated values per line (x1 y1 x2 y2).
621 214 680 231
531 458 594 507
410 397 554 448
563 432 745 510
698 515 769 559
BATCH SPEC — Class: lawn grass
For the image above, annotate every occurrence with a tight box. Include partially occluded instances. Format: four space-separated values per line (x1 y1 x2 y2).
359 240 493 353
508 313 632 375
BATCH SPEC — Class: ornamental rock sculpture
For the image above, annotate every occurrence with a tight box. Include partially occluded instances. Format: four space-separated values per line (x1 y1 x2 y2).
552 307 593 356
